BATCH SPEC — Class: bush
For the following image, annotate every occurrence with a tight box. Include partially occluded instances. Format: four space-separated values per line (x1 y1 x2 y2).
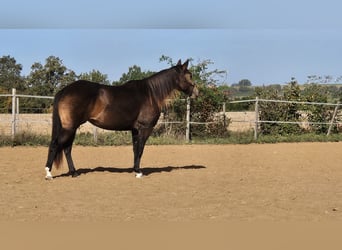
255 81 340 136
255 80 302 135
302 84 332 134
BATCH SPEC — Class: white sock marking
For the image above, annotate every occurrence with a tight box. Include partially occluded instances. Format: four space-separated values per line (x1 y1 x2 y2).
135 172 143 178
45 167 53 180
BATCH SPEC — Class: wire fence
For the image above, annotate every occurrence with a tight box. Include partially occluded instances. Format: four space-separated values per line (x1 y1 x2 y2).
1 89 342 141
229 97 341 139
0 89 195 141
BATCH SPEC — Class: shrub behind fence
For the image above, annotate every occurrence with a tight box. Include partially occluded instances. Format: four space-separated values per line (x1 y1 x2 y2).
1 89 341 143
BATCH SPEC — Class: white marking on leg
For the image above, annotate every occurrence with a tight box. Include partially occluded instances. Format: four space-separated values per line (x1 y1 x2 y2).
45 167 53 180
135 172 143 178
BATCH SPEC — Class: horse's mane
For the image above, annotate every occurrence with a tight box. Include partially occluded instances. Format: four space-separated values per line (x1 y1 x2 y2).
145 67 179 108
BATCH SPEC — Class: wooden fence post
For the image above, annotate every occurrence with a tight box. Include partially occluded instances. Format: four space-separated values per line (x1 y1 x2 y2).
222 102 227 128
186 97 191 142
16 96 20 132
254 97 259 140
11 88 16 140
327 103 339 136
93 126 98 144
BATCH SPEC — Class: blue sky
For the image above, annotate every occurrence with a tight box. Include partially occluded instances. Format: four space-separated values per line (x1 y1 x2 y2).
1 0 342 85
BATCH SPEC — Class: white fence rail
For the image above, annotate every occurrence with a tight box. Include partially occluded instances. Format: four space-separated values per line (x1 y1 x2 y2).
1 89 341 141
0 89 54 139
229 97 341 139
0 89 194 141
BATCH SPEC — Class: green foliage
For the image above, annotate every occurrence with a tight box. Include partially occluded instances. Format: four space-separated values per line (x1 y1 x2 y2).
19 56 77 113
0 55 25 112
27 56 77 96
226 97 255 111
231 79 252 90
302 83 332 133
229 79 255 98
3 53 342 142
255 80 338 136
0 55 25 92
255 79 302 135
112 65 155 85
238 79 252 87
1 133 50 146
190 85 228 137
79 70 110 85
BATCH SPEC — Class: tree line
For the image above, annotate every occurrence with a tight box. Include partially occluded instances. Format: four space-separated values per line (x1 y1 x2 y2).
2 54 342 137
0 55 228 114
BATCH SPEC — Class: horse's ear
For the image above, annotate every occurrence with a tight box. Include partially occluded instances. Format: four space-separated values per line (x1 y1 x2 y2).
182 59 189 70
176 59 182 66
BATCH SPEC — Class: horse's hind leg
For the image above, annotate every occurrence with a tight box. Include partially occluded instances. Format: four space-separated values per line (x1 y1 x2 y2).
45 128 78 179
64 146 78 177
63 130 79 177
45 140 58 180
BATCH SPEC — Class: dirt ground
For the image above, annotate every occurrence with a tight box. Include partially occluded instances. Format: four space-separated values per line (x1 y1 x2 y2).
1 142 342 222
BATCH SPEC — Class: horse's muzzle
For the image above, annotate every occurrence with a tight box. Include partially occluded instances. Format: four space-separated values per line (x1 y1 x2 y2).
190 85 199 98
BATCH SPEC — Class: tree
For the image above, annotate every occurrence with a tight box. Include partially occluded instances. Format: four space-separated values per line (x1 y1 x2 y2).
302 83 330 133
0 55 25 92
306 75 334 84
238 79 252 87
0 55 25 112
25 56 77 113
27 56 76 96
112 65 154 85
237 79 252 92
255 79 302 135
79 69 110 85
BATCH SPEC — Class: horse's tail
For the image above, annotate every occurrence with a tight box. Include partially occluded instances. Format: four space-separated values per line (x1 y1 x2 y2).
51 92 64 169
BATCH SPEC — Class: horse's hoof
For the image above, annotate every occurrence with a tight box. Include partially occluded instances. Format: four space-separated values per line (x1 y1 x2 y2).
71 171 79 178
45 175 53 180
135 172 143 178
45 167 53 180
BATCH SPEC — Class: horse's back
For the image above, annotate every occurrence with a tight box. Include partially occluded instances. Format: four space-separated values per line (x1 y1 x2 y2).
55 80 101 129
57 80 99 97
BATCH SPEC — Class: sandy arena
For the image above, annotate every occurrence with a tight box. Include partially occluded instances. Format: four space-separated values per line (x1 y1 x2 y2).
1 142 342 222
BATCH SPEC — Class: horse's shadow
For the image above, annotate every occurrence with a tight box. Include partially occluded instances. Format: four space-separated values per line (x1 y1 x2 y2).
54 165 206 178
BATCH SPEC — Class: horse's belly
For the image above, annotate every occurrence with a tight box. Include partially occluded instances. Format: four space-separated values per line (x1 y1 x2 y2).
88 115 134 131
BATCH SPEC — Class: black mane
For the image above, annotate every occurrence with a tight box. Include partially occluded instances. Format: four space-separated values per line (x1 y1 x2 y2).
144 66 178 107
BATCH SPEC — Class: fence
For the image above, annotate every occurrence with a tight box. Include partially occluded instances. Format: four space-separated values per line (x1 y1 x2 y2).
1 89 341 142
229 97 341 139
0 88 54 138
0 88 196 141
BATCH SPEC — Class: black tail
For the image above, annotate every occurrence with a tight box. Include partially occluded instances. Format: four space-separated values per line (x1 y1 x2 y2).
51 93 64 169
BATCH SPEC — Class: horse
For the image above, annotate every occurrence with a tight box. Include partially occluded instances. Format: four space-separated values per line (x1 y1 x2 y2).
44 59 198 180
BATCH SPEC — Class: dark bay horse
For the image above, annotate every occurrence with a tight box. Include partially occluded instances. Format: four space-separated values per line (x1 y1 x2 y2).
44 59 198 179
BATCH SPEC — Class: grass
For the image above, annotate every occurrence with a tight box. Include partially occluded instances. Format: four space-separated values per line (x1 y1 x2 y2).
2 130 342 147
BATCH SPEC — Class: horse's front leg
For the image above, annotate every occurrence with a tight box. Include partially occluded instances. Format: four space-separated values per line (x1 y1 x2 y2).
131 128 152 178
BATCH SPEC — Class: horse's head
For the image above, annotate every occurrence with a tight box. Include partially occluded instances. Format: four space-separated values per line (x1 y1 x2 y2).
175 59 199 98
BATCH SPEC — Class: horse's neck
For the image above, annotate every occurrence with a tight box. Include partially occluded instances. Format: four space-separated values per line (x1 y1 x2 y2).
147 70 177 108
